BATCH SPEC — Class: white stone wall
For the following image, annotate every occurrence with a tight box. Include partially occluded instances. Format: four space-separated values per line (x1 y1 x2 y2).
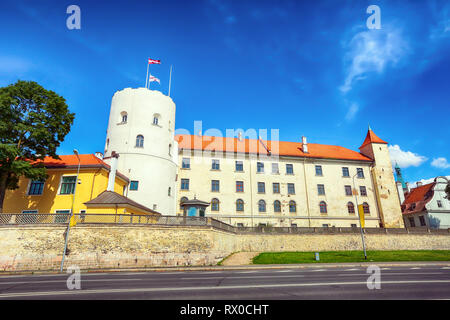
176 150 381 228
104 88 177 215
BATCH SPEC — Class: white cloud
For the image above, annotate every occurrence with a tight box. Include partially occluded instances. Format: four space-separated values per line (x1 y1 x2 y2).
431 157 450 169
409 175 450 188
340 26 409 93
345 102 359 121
388 144 428 168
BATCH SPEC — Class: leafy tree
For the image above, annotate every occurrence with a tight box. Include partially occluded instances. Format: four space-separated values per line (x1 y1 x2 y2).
0 81 75 212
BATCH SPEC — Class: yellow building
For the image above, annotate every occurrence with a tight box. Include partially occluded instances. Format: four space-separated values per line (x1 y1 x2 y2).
3 153 159 220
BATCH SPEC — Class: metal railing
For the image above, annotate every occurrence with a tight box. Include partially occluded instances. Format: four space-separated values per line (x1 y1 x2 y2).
0 213 448 234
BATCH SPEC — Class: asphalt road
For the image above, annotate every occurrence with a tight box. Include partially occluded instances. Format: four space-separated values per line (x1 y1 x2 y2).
0 265 449 300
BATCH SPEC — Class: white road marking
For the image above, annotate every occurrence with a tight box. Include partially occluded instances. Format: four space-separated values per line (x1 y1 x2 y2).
1 279 449 298
344 268 359 271
381 268 391 270
0 278 145 285
441 267 450 269
309 269 327 272
236 271 259 274
275 270 294 273
182 275 305 280
410 267 421 270
337 272 444 276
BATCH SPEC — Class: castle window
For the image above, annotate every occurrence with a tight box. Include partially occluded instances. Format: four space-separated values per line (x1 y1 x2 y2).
409 217 416 227
257 162 264 173
212 159 220 170
28 180 45 195
437 200 442 208
211 180 220 192
60 176 76 194
345 185 352 196
360 186 367 196
272 163 279 174
235 161 243 172
273 183 280 194
289 200 297 213
317 184 325 195
168 187 171 196
342 167 349 177
258 182 265 194
182 158 190 169
319 201 327 214
135 135 144 148
315 165 323 176
274 200 281 212
362 202 370 215
120 111 127 123
181 179 189 190
347 202 355 214
180 197 188 210
286 164 294 175
357 168 364 178
419 215 426 226
211 198 220 211
258 200 266 212
130 181 139 191
288 183 295 195
236 181 244 192
236 199 244 212
153 113 160 125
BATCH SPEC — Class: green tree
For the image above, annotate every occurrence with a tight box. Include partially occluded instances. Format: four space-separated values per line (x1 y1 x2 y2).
0 81 75 213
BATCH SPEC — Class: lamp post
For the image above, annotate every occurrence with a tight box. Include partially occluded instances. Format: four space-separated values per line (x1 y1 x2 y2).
60 149 81 272
353 172 367 260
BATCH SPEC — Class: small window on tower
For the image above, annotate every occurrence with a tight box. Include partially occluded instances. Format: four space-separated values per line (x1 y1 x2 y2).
120 111 127 124
153 113 161 126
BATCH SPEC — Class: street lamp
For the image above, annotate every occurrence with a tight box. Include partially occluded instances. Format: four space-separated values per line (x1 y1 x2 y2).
353 171 367 260
60 149 81 272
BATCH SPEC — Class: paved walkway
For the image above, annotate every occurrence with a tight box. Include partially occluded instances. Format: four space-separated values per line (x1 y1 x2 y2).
220 252 259 266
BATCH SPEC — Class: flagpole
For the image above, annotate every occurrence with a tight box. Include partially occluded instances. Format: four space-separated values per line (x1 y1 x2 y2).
145 59 149 89
168 65 173 97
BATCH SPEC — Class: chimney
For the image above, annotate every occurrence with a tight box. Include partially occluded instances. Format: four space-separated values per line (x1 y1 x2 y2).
95 152 103 160
396 181 405 204
302 136 308 153
416 181 423 187
238 132 242 141
405 182 410 193
198 130 202 136
107 151 119 192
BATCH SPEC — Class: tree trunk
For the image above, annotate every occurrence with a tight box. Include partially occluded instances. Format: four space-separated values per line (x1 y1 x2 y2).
0 172 8 214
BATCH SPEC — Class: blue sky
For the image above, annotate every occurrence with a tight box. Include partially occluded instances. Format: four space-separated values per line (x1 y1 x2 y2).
0 0 449 184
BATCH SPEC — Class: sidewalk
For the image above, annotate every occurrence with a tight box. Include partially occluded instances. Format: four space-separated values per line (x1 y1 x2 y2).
1 261 449 276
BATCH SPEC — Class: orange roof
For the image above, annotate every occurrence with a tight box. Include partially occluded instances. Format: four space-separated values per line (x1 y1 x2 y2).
175 135 372 162
359 129 388 149
402 182 435 215
33 154 129 183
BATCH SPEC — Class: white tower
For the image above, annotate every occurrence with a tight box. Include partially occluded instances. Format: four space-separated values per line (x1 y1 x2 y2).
103 87 178 215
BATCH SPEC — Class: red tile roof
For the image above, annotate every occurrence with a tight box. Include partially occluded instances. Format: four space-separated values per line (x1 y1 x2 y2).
175 135 372 162
402 182 435 215
359 129 388 149
33 154 129 183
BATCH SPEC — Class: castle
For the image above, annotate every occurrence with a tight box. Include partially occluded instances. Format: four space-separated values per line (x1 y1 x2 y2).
103 87 404 228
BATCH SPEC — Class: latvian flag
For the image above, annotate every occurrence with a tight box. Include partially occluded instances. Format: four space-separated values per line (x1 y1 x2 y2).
148 58 161 64
149 74 160 84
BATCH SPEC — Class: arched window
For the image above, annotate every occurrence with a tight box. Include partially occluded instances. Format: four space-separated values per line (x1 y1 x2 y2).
180 196 188 210
347 202 355 214
136 135 144 148
319 201 327 214
211 198 219 211
153 113 160 125
289 200 296 213
236 199 244 212
362 202 370 214
258 200 266 212
274 200 281 212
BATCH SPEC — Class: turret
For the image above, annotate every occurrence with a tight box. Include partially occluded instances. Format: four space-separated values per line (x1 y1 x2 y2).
359 127 404 228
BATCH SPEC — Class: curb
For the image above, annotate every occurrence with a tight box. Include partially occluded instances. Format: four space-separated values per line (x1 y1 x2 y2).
1 261 449 276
